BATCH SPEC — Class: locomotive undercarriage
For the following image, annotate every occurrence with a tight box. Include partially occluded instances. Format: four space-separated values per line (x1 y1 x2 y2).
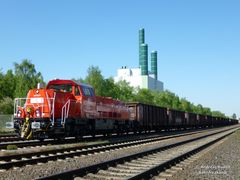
14 118 52 140
14 117 136 140
64 118 135 138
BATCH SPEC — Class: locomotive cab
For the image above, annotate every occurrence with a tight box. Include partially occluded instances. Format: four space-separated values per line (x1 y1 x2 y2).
14 84 54 140
13 80 82 140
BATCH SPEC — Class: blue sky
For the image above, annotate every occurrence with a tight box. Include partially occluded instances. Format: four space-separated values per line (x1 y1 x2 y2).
0 0 239 117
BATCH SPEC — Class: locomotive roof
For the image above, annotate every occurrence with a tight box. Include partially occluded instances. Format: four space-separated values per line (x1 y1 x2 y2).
47 79 93 89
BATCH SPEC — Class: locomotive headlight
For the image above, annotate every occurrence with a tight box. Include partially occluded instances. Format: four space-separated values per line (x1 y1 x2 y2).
35 109 41 117
17 110 22 117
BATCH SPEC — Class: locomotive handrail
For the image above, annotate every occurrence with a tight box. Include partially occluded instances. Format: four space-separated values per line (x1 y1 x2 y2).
61 100 70 125
61 99 78 126
14 97 55 120
61 99 73 125
45 92 56 126
52 92 56 125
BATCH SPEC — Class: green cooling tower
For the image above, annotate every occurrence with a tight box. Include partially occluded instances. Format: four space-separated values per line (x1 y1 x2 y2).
140 44 148 75
151 51 157 79
139 28 145 67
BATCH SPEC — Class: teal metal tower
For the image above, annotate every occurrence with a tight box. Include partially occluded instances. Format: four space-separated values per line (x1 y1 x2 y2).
139 28 145 68
140 43 148 75
151 51 157 79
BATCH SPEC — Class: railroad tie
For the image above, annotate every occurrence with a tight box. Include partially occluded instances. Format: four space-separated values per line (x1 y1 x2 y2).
84 173 124 180
116 164 148 171
107 167 142 173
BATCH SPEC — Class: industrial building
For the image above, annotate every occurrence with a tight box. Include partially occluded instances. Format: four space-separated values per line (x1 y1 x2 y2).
114 28 164 91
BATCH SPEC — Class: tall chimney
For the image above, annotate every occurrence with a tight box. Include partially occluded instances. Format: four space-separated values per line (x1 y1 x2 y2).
139 28 145 68
140 43 148 75
151 51 157 79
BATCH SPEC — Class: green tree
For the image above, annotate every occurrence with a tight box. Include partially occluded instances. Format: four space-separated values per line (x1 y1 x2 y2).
3 70 16 99
14 59 43 97
153 90 169 108
85 66 105 96
0 97 14 114
134 89 154 105
115 80 135 101
193 104 204 114
71 78 85 84
101 78 120 98
0 69 16 100
0 70 4 100
180 98 193 112
212 111 226 118
202 107 212 115
153 90 181 109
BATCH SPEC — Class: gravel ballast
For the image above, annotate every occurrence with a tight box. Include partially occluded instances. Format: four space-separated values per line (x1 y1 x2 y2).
169 129 240 180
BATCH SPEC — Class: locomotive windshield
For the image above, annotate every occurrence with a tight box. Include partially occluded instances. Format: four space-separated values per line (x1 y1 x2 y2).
48 84 73 93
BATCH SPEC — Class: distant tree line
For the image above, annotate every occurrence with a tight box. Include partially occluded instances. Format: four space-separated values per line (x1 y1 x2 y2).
73 66 228 118
0 60 236 119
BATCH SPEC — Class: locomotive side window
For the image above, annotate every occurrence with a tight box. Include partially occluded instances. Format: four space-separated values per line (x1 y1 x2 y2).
75 86 81 96
82 87 91 96
89 88 95 96
82 86 94 97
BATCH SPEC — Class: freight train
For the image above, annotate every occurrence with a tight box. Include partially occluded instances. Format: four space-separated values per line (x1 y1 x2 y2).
13 79 238 140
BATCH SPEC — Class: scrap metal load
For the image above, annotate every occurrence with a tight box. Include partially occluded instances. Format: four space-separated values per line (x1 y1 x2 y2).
13 79 238 140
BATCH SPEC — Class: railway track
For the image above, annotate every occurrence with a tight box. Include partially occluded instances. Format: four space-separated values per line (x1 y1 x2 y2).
0 138 78 150
0 134 16 137
0 126 237 172
36 126 239 180
0 129 210 170
0 127 230 150
0 128 207 150
0 133 18 142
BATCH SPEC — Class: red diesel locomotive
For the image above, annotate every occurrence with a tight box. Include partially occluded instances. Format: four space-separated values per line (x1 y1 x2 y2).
14 79 130 139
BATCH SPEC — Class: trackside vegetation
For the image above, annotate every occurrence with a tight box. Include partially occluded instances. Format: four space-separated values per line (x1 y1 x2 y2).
0 59 236 119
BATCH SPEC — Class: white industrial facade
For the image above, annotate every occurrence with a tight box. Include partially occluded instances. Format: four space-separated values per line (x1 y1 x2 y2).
114 67 164 91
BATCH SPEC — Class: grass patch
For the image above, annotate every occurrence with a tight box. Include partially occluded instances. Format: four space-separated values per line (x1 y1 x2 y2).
6 145 18 150
0 128 15 135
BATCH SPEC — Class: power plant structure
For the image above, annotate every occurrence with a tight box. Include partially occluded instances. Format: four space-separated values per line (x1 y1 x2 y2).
114 28 164 91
